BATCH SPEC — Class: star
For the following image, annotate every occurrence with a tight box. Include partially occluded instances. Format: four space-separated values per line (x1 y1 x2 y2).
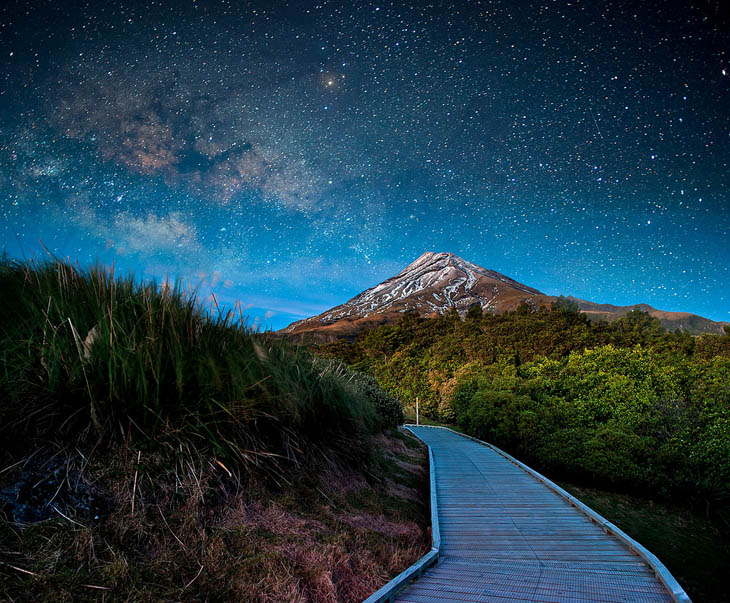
0 0 727 330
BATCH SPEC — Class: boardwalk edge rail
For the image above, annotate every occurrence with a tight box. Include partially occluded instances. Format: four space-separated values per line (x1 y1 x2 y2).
407 424 691 603
362 428 441 603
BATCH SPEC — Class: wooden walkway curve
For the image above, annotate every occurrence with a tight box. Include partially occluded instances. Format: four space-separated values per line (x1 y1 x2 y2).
389 426 689 603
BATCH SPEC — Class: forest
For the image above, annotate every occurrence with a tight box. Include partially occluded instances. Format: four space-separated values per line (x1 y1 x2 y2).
315 299 730 526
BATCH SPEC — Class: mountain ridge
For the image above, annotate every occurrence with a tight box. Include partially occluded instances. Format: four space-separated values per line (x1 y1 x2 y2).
283 252 728 339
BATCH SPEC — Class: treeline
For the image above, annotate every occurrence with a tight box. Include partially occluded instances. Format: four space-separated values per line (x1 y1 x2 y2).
315 300 730 523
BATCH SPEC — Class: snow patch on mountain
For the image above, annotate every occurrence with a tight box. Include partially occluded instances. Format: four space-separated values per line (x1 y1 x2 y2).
283 251 543 333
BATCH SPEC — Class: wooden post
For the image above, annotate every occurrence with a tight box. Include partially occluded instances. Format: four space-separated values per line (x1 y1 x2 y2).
416 397 419 425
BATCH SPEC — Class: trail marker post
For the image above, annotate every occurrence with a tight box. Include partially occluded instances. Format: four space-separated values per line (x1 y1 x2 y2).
416 397 419 425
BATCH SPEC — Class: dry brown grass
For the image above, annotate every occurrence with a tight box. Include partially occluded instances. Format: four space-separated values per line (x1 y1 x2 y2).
0 429 429 602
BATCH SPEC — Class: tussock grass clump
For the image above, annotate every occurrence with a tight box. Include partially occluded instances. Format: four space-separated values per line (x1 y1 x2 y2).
0 257 401 467
0 258 421 601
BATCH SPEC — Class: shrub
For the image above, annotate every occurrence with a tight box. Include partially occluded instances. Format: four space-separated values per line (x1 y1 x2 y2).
582 425 652 485
324 363 403 430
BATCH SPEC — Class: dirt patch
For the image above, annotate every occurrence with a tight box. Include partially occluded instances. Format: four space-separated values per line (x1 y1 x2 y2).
0 452 108 524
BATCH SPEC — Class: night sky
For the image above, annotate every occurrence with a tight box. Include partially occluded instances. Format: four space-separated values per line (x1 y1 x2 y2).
1 0 728 330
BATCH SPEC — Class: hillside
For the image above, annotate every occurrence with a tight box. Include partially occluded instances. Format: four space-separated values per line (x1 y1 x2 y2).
570 296 728 334
0 258 428 602
283 252 728 339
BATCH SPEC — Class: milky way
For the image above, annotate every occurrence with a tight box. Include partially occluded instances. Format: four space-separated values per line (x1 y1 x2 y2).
1 0 728 329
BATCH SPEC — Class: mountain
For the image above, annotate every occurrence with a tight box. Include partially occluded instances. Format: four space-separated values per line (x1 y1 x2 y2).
282 252 729 340
568 296 729 335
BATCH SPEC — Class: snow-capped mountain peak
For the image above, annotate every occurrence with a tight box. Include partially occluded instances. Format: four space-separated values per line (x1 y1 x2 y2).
283 252 544 334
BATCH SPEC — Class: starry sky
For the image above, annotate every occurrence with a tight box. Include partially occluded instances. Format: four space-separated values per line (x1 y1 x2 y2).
1 0 729 330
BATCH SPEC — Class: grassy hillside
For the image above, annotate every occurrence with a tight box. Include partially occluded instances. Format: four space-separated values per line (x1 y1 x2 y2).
0 258 427 601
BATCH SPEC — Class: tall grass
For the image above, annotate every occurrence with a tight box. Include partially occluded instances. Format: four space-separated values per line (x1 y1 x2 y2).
0 257 401 467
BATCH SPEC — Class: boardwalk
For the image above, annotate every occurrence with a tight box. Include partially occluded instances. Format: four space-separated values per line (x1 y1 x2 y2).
395 426 681 603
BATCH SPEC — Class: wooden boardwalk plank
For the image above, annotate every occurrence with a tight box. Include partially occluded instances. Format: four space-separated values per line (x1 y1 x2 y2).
393 427 681 602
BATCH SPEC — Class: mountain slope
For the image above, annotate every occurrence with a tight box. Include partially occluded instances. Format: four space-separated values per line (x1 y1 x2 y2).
569 296 728 335
283 252 728 339
283 252 553 338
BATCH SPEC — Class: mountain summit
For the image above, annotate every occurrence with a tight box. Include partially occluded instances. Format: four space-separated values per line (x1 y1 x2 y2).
283 252 552 338
282 252 729 340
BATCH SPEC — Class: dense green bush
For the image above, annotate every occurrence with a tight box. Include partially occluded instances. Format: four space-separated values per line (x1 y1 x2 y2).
343 369 404 430
316 302 730 521
582 425 652 485
449 346 730 518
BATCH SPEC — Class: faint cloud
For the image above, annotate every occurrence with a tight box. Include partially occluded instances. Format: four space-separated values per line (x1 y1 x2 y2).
264 310 275 319
236 296 332 318
69 203 201 258
260 160 328 209
113 211 199 255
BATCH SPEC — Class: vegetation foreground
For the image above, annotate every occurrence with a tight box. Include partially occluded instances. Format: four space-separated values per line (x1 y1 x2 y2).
317 298 730 600
3 257 729 601
319 300 730 525
0 258 428 601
